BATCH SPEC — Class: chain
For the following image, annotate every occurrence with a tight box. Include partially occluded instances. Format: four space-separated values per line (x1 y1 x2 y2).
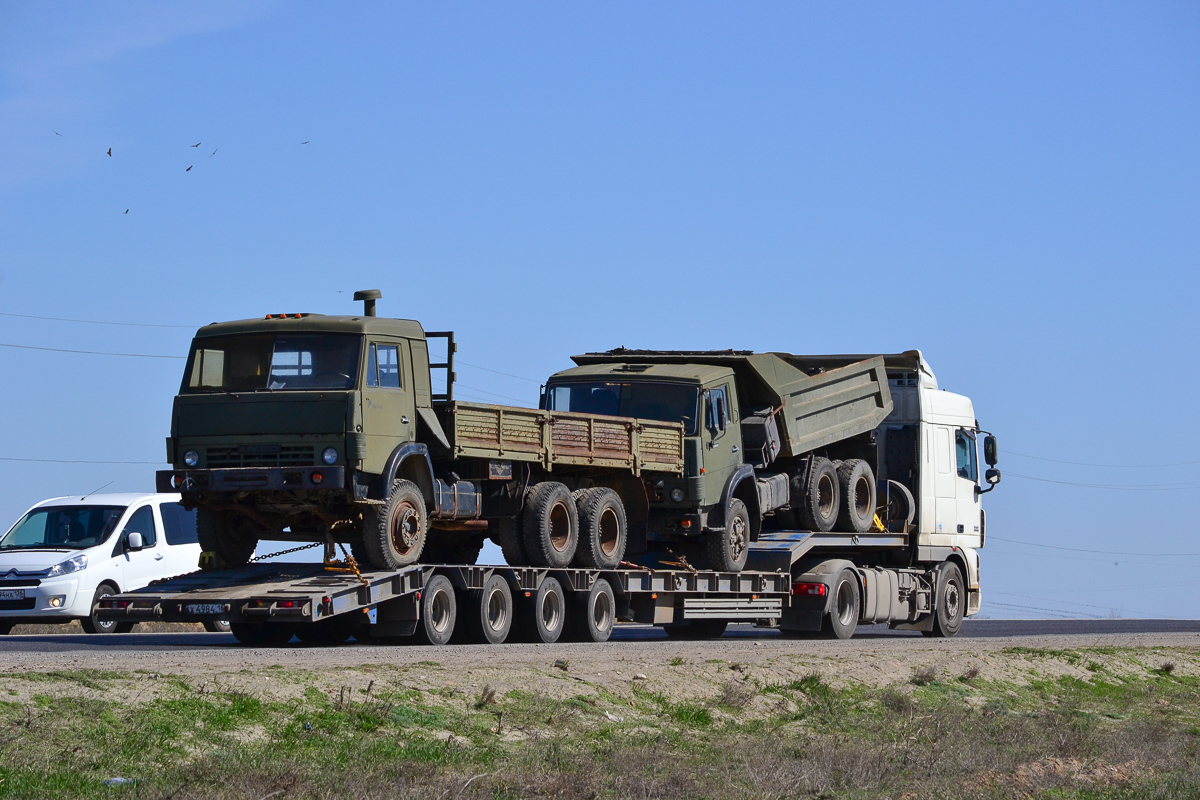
248 541 323 562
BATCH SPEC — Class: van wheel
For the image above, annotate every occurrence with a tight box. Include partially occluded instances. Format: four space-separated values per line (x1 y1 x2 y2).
363 480 427 569
798 458 840 532
415 574 457 646
836 459 876 533
203 619 232 633
491 517 528 566
574 488 627 569
197 508 259 568
926 564 965 638
522 482 579 568
707 498 749 572
81 585 121 634
820 569 860 640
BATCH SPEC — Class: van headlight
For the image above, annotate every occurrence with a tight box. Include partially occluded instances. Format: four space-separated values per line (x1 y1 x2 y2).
183 450 199 467
46 554 88 577
322 447 338 465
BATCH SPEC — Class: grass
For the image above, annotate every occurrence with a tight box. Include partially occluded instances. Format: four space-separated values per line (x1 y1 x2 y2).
0 650 1199 798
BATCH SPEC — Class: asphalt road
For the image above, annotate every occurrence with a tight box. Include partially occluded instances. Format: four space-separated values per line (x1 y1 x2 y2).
3 618 1199 654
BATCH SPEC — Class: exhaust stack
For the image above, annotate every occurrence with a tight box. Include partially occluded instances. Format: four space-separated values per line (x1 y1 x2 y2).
353 289 382 317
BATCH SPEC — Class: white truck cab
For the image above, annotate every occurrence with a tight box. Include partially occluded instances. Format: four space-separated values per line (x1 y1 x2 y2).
0 493 211 634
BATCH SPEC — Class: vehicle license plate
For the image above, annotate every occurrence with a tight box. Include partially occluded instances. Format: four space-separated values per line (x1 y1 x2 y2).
185 603 224 615
0 589 25 601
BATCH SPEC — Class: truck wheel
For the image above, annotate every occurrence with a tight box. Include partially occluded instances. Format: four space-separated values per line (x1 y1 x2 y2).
81 584 121 634
415 574 457 646
465 573 513 644
518 576 566 643
707 498 750 572
662 620 728 640
363 480 428 569
567 578 615 642
926 563 966 638
820 568 860 640
423 533 484 565
836 460 876 533
197 508 258 568
574 488 627 569
522 482 579 568
230 622 296 646
491 518 529 566
797 458 840 532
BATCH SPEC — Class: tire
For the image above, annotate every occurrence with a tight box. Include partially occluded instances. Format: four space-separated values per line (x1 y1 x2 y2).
464 573 513 644
836 459 876 533
203 619 232 633
349 536 372 568
491 517 528 566
295 619 354 646
928 563 966 638
566 578 615 643
707 498 750 572
884 480 916 528
797 458 840 532
820 568 860 640
415 574 457 646
0 621 13 636
662 620 728 640
517 576 566 643
197 508 259 568
574 488 627 569
422 533 484 565
230 622 295 646
81 584 121 634
522 482 579 568
362 480 428 569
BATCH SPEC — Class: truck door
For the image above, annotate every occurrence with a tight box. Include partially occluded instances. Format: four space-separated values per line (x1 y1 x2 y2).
954 429 982 546
361 340 417 475
932 425 957 537
701 384 742 510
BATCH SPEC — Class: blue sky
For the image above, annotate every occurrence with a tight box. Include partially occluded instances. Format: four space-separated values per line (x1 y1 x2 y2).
2 2 1198 618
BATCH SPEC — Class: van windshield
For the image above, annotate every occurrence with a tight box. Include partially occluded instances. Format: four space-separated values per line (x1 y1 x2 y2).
545 381 698 434
182 334 362 392
0 506 126 551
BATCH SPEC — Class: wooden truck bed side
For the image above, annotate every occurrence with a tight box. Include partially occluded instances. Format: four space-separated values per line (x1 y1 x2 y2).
445 401 684 475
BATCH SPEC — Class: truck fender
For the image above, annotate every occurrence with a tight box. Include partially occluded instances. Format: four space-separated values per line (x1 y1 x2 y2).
374 443 436 505
719 464 760 541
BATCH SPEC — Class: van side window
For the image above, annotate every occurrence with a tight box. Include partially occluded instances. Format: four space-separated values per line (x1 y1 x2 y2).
160 503 199 546
378 345 401 388
955 430 978 482
122 506 156 547
366 344 379 387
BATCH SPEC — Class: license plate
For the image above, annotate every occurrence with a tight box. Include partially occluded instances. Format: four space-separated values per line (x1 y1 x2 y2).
0 589 25 601
185 603 225 616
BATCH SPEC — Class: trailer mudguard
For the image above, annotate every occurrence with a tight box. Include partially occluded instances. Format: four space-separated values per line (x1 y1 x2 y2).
718 464 760 540
374 442 436 505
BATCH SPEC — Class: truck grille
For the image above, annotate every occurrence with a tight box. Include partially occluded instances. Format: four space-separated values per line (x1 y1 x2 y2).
206 445 316 468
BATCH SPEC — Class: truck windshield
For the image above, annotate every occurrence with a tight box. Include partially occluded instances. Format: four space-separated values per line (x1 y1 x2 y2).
0 506 125 551
545 382 699 434
182 334 361 392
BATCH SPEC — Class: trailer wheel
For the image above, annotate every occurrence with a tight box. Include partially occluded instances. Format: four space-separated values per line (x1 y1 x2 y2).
197 508 259 568
295 618 354 646
836 459 876 533
707 498 750 572
363 480 428 570
522 482 579 568
567 578 615 642
464 573 513 645
415 574 457 646
820 568 860 640
925 563 965 638
797 458 840 532
230 622 296 646
518 576 566 643
663 620 728 640
574 488 627 569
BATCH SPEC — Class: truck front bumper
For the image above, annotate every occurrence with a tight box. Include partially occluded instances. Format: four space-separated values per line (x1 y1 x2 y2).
156 467 345 493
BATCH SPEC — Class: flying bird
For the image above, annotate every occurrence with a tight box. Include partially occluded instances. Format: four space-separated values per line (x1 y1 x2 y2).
107 148 112 157
52 130 62 136
186 165 193 172
209 148 217 157
123 209 129 215
300 141 309 145
190 142 201 148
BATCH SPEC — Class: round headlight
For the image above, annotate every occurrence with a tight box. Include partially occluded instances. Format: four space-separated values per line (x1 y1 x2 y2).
322 447 338 465
670 487 685 503
183 450 199 467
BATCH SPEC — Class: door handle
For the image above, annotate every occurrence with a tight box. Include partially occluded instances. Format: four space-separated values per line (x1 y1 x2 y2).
401 416 411 424
154 553 164 560
731 445 739 453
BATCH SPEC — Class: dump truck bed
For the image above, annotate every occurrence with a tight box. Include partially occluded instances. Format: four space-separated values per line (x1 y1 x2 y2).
441 401 685 475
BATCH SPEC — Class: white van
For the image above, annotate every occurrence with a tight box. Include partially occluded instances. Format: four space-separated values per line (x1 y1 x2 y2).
0 492 225 634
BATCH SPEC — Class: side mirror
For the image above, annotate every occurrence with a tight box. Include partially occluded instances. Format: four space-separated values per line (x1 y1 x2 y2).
983 435 998 466
985 468 1001 486
126 531 145 551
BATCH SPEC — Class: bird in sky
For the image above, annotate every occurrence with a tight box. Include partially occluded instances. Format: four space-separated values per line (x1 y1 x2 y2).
190 142 201 148
123 209 129 215
52 130 62 136
185 165 193 172
107 148 112 157
301 141 309 145
209 148 217 157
